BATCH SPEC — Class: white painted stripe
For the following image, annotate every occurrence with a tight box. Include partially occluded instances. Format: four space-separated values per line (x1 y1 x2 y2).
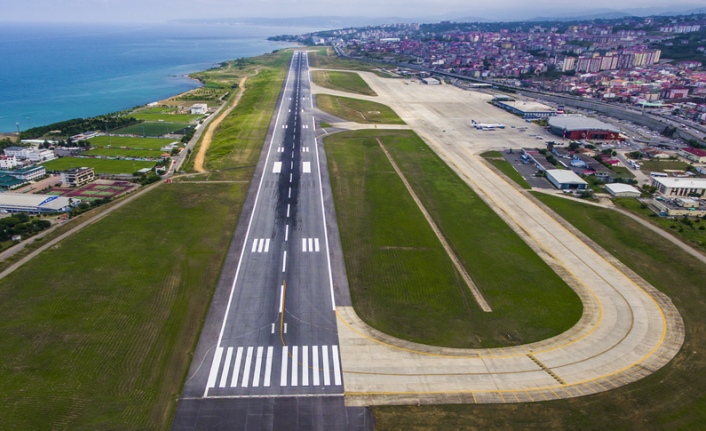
288 188 292 199
252 346 264 387
290 161 293 169
284 323 288 334
289 173 292 183
251 239 258 253
230 347 243 387
264 239 270 253
313 346 320 386
264 346 273 387
282 251 287 272
273 162 282 173
302 238 307 252
302 346 309 386
257 238 264 253
271 323 275 334
303 161 311 173
308 238 313 252
241 346 254 387
323 345 331 386
219 347 233 388
207 347 224 389
291 346 298 387
280 346 289 386
279 285 285 313
332 345 342 386
314 238 320 252
285 225 289 242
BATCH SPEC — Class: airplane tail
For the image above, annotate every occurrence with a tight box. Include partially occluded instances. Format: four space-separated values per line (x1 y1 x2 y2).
471 120 476 124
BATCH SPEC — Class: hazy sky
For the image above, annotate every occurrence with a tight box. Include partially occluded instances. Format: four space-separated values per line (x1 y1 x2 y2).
2 0 704 23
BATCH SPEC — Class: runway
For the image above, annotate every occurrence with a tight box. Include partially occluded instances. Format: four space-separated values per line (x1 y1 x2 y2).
172 52 370 430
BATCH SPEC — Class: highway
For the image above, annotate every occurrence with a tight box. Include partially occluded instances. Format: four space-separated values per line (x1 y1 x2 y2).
172 51 370 430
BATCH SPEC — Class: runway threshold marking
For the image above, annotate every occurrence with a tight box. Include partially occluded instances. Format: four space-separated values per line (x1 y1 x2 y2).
273 162 282 173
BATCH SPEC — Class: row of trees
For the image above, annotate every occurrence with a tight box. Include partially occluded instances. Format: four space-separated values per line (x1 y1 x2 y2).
0 213 51 243
19 114 140 140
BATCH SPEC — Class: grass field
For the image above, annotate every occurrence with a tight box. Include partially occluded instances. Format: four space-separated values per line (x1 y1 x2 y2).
89 136 174 150
481 151 532 189
85 148 164 158
615 197 706 251
307 46 392 77
326 129 581 348
0 182 246 429
639 160 691 172
374 193 706 430
113 122 190 137
42 158 155 174
311 70 377 96
315 94 405 125
131 106 203 123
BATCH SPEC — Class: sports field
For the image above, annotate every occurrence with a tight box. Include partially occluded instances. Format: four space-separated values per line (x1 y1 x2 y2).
42 158 155 174
130 106 203 123
89 135 173 150
326 129 581 348
85 148 164 158
112 122 190 137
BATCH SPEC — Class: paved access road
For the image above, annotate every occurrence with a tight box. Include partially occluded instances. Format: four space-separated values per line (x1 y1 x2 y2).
173 52 370 430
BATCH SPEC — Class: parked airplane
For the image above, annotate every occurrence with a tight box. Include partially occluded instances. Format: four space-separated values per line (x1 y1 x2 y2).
471 120 506 130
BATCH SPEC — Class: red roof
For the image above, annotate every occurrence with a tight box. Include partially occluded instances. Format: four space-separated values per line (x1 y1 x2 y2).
683 147 706 157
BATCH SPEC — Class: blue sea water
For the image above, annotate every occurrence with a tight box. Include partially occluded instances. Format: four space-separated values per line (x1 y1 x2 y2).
0 23 314 132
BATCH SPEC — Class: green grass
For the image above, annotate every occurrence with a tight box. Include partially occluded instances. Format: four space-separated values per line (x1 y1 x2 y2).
41 158 155 174
316 94 405 125
84 148 164 158
89 135 174 150
640 160 691 172
307 46 393 77
130 106 203 123
615 198 706 251
481 151 532 189
611 166 636 179
0 182 246 429
326 129 581 348
311 70 377 96
375 194 706 430
112 122 190 137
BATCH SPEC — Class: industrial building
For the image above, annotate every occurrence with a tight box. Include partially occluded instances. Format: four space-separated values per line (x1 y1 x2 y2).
678 147 706 163
547 115 623 141
605 183 641 198
652 197 706 217
0 193 79 214
651 177 706 198
61 167 95 187
493 99 556 119
545 169 588 190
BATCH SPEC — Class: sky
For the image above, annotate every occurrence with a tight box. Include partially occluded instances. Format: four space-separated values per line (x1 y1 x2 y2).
2 0 704 24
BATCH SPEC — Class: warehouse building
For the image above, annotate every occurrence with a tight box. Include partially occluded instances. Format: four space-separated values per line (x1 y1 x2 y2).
493 99 556 119
651 177 706 198
545 169 588 190
0 193 79 214
548 115 623 141
678 147 706 163
605 183 641 198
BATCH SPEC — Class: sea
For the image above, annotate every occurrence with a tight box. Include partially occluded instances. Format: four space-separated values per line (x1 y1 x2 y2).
0 22 318 133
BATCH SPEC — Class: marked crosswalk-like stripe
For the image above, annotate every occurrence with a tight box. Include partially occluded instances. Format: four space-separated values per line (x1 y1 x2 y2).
323 345 331 386
230 347 243 387
302 346 309 386
241 347 254 388
207 347 223 389
313 346 320 386
252 347 264 387
302 238 306 252
308 238 313 252
332 345 342 386
264 239 270 253
252 239 270 253
280 346 289 387
291 346 298 387
264 346 273 387
314 238 320 252
219 347 233 388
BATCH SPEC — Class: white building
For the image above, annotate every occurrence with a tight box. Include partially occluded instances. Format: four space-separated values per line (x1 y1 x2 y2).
0 155 19 169
3 147 55 162
605 183 641 198
190 103 208 115
651 177 706 198
0 193 78 214
545 169 588 190
61 167 95 187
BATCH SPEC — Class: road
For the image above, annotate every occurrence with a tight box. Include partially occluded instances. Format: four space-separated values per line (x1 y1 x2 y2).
172 52 371 430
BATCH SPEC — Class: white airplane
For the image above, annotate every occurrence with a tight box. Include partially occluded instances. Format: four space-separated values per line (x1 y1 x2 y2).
471 120 505 130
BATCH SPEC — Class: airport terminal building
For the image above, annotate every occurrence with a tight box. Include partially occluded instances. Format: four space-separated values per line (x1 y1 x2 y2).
548 115 623 141
493 99 556 119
